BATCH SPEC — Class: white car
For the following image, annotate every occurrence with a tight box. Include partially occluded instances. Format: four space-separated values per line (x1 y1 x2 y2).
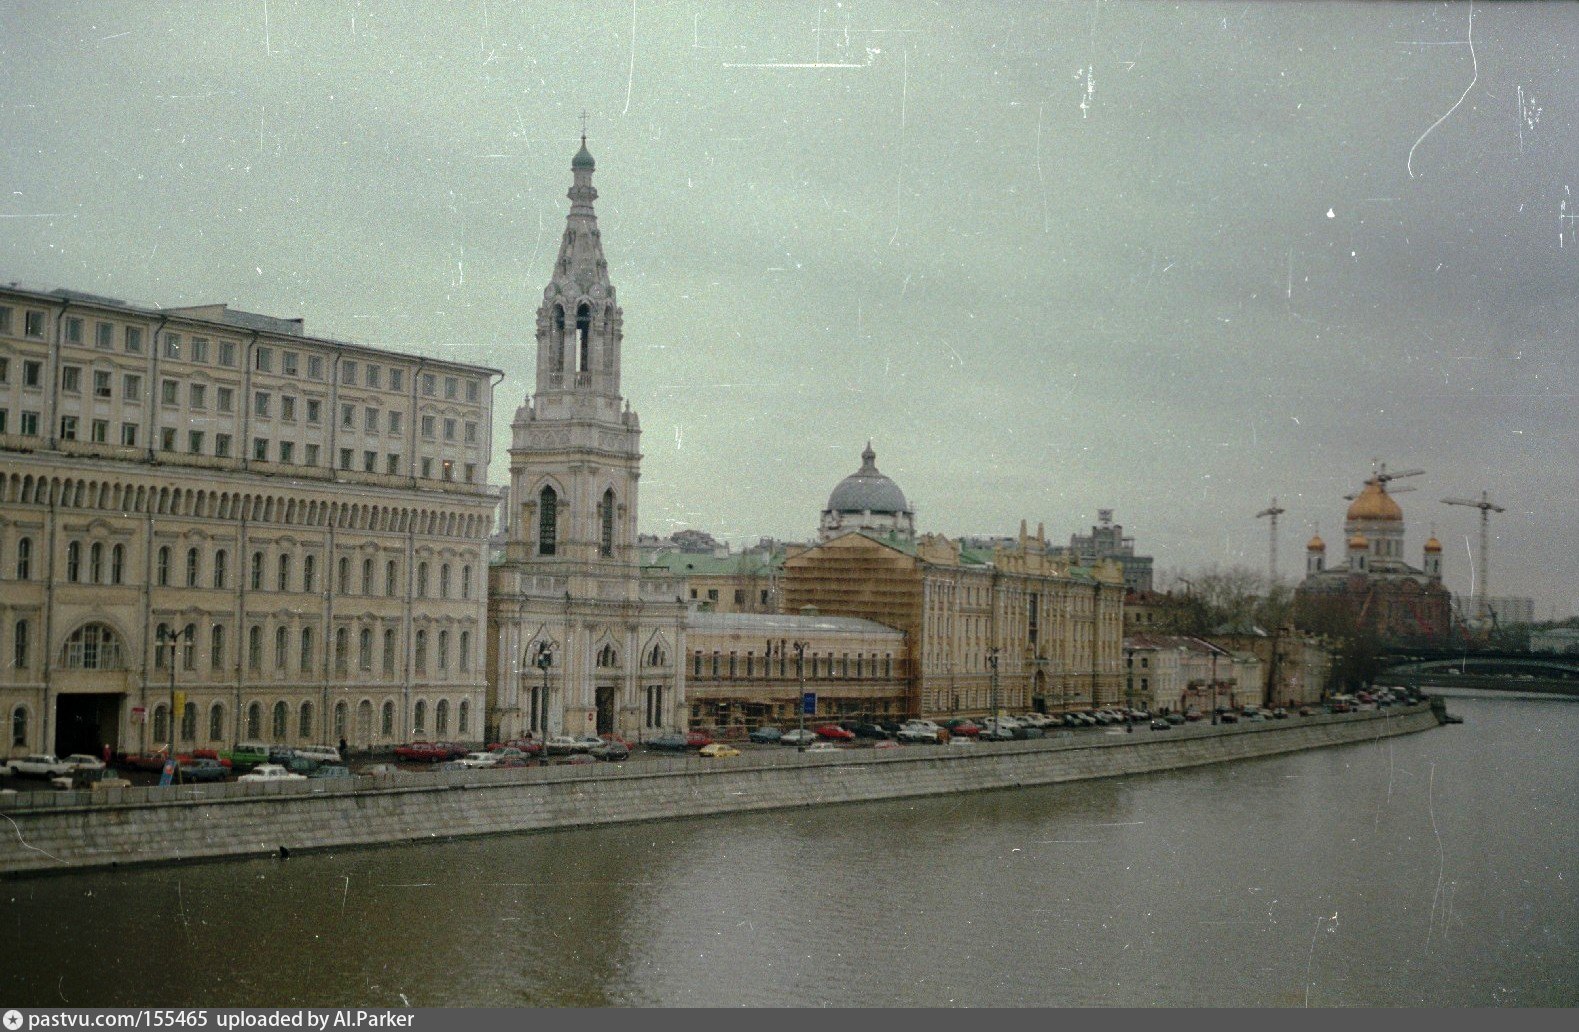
544 735 582 755
64 754 107 772
779 729 818 747
237 763 307 783
897 721 942 743
457 752 498 769
5 754 75 778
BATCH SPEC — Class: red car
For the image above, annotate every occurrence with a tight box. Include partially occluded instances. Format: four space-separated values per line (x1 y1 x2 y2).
394 741 451 762
949 721 982 738
684 730 713 749
814 724 856 741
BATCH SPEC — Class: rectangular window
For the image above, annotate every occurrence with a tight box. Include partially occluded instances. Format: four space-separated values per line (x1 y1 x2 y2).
308 355 323 379
279 440 294 464
306 399 321 423
363 450 376 473
464 462 476 483
64 317 83 344
22 360 41 387
464 421 477 443
160 427 176 451
189 337 209 364
95 322 114 349
217 340 236 367
467 380 480 403
215 433 231 457
188 430 204 453
90 418 108 443
121 422 137 447
304 443 320 465
254 347 272 372
0 306 10 333
217 387 234 413
364 407 377 431
386 454 401 475
189 384 206 409
420 415 435 438
281 395 296 421
444 376 457 400
124 326 143 353
441 459 454 480
420 457 432 479
20 411 39 436
60 365 81 394
342 360 357 384
443 418 456 441
59 415 78 440
122 373 141 399
341 403 354 428
253 437 268 461
389 369 404 392
161 379 178 405
422 373 435 396
24 311 46 338
387 410 402 435
283 351 298 376
164 334 181 360
254 391 270 418
93 370 112 398
339 448 352 470
366 365 380 389
0 358 8 384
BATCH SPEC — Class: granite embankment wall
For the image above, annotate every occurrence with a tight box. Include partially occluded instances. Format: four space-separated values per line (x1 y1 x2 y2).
1 706 1441 876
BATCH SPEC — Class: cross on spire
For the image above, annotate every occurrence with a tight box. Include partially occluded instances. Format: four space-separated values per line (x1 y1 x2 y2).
579 109 589 143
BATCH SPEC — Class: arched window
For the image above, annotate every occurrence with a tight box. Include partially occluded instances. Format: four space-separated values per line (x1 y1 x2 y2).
156 545 171 586
385 559 398 597
461 565 472 600
597 644 618 668
359 628 372 671
362 557 373 594
458 699 470 735
576 302 591 372
153 622 171 669
649 644 665 667
299 701 313 738
459 630 471 673
413 699 427 734
14 620 30 670
335 627 349 673
186 547 200 587
152 704 168 744
383 629 397 675
278 554 291 592
275 626 289 670
11 705 28 748
414 630 428 673
15 537 31 579
182 623 196 670
381 700 395 736
435 699 449 736
300 628 314 671
248 625 263 671
334 701 348 739
89 542 103 583
538 487 558 556
66 540 81 582
551 305 566 372
303 554 315 592
250 551 264 590
209 702 225 742
110 543 124 585
437 630 449 671
246 702 261 739
417 562 429 597
181 701 197 742
357 700 372 743
439 563 450 599
213 549 227 588
600 489 615 557
337 556 350 593
271 701 288 741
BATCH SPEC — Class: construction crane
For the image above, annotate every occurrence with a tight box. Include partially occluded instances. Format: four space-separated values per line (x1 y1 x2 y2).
1255 497 1286 584
1442 491 1506 623
1344 462 1425 501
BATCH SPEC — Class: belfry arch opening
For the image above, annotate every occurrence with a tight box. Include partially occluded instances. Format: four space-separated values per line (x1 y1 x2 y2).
576 303 591 373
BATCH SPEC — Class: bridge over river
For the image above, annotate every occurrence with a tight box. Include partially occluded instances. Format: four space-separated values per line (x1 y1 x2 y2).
1379 646 1579 696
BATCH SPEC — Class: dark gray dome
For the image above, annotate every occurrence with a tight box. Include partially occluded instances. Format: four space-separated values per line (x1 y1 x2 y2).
825 443 911 515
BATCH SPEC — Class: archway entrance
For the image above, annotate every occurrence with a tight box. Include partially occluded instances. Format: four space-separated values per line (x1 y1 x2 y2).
594 686 616 735
55 693 123 758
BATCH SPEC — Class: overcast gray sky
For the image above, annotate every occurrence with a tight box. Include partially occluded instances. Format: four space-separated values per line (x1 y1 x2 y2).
2 1 1574 617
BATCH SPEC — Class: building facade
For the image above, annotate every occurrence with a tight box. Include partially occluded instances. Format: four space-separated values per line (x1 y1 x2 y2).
487 140 687 743
1051 509 1154 593
0 285 499 759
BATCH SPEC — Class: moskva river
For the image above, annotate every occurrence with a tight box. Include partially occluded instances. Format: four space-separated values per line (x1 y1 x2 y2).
4 696 1574 1007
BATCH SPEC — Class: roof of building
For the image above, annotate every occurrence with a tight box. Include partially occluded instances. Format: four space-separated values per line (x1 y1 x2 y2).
1424 536 1442 552
1346 478 1404 522
572 138 595 169
825 443 912 515
687 610 902 636
648 550 783 577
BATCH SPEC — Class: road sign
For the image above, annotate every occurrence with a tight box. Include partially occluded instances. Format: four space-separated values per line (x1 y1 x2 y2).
801 692 816 715
130 706 145 724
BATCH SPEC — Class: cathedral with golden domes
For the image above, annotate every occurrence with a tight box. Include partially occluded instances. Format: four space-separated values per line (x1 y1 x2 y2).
1293 473 1452 641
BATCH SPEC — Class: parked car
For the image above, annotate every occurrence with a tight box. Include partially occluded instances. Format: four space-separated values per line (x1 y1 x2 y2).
749 726 784 744
62 754 107 773
1150 719 1172 731
779 729 818 747
814 724 855 742
295 745 343 765
1166 712 1187 725
850 722 890 740
571 735 608 755
4 754 75 778
1298 706 1316 717
1183 709 1204 722
1217 710 1239 724
598 740 630 761
308 765 354 780
600 733 635 751
648 733 690 751
948 721 982 738
487 737 542 754
488 747 530 762
685 730 714 749
179 757 230 782
699 743 742 759
238 763 307 783
896 721 942 744
544 735 582 756
457 752 499 769
394 741 451 763
1271 708 1290 719
224 741 272 767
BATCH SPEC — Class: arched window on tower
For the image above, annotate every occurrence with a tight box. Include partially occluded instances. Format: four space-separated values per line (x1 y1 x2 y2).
538 486 558 556
602 306 615 374
600 489 615 558
576 303 591 374
551 306 566 373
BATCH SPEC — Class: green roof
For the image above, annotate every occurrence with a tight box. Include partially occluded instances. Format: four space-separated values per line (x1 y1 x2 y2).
648 551 784 577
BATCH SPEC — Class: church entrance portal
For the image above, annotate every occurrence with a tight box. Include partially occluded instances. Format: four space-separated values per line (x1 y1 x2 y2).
595 686 616 736
55 693 123 758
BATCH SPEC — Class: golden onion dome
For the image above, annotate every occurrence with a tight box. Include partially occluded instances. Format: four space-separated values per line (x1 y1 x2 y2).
1348 533 1369 550
1424 536 1443 553
1307 534 1325 551
1345 479 1404 522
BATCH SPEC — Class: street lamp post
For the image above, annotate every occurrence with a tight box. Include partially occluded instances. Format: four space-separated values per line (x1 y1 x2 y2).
793 640 807 751
987 646 1000 726
534 641 554 762
154 625 186 784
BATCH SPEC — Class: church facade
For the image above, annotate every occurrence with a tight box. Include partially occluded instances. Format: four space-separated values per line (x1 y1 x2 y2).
486 140 687 742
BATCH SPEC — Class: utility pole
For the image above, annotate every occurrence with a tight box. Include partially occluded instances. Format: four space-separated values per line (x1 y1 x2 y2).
1442 491 1506 623
1255 497 1286 585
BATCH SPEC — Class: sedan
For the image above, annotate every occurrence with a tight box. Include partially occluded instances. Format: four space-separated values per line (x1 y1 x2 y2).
598 740 630 761
685 730 714 749
699 743 742 759
749 726 784 744
237 763 307 783
543 736 583 755
308 765 354 780
1271 708 1290 719
814 724 855 742
457 752 499 769
4 754 75 778
948 721 982 738
779 729 818 747
1165 713 1187 726
63 754 107 773
1150 719 1172 731
178 758 231 782
394 742 451 763
647 733 690 751
850 723 890 740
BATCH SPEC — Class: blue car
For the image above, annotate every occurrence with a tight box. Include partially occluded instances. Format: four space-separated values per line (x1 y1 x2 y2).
749 726 784 744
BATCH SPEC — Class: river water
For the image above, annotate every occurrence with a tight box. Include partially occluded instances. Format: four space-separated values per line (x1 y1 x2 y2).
4 696 1575 1007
